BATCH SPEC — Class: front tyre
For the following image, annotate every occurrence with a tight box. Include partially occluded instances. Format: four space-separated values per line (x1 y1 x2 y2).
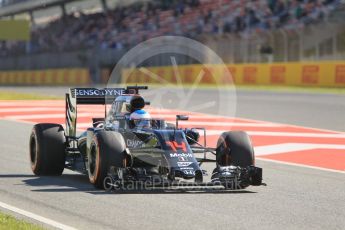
216 131 254 167
215 131 255 189
29 123 66 175
88 131 126 189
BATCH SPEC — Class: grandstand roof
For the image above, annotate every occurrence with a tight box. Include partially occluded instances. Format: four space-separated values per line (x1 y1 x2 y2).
0 0 81 17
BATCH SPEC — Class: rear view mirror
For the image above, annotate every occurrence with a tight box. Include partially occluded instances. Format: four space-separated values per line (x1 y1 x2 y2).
176 115 189 129
176 115 189 121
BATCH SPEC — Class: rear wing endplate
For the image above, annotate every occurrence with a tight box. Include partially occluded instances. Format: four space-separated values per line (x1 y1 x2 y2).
65 86 147 137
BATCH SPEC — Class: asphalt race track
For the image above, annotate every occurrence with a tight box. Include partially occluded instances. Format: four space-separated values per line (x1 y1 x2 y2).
0 87 344 230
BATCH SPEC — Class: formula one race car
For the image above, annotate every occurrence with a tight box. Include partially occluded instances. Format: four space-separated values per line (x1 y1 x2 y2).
29 86 264 191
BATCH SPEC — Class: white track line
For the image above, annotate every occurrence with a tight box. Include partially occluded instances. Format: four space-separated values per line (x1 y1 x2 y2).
75 121 282 129
5 113 103 120
254 143 345 156
248 131 345 138
0 201 77 230
4 114 229 120
205 130 345 138
0 102 64 107
0 107 65 113
177 121 282 127
0 107 198 115
228 116 345 134
256 158 345 174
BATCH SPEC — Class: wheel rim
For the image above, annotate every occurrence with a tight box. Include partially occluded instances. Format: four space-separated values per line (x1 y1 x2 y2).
30 134 36 166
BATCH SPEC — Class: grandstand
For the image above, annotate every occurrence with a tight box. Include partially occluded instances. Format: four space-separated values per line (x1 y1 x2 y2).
0 0 345 71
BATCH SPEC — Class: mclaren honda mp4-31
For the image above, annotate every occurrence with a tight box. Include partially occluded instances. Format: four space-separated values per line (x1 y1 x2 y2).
29 86 265 191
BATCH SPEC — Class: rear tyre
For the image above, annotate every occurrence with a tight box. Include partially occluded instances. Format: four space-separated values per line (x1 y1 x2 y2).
88 131 126 189
29 123 66 175
216 131 254 167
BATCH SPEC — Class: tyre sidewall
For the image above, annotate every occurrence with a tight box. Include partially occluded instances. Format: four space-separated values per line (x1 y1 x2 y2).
30 126 42 173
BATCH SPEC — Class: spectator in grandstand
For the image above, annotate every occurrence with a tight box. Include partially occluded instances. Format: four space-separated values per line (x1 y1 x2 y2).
2 0 341 56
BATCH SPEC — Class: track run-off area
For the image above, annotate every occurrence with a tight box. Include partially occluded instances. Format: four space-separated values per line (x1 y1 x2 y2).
0 100 344 173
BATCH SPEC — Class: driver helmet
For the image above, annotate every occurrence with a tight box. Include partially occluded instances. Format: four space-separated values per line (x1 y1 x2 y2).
129 109 151 128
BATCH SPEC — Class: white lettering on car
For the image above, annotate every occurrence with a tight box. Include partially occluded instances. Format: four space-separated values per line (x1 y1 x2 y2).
183 170 195 175
76 89 125 97
169 153 193 158
177 162 193 167
126 139 144 148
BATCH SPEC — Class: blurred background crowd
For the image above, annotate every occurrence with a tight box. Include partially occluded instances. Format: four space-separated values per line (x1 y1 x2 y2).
0 0 342 56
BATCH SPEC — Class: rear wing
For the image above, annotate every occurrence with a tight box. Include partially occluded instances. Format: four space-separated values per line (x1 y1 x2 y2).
65 86 147 137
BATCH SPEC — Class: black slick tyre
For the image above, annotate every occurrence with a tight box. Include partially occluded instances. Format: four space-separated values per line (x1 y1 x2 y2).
29 123 66 175
216 131 254 167
88 131 125 189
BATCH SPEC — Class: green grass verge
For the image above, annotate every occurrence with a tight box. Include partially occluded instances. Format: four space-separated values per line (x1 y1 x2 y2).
0 212 45 230
0 91 62 100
